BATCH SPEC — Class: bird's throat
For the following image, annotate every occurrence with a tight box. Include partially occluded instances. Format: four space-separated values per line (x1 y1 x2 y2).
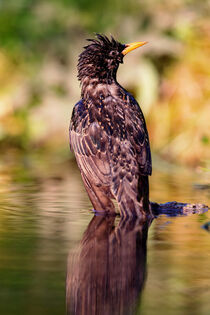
81 77 118 100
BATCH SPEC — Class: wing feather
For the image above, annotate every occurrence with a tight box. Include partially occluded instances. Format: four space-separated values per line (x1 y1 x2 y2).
70 105 111 186
125 93 152 176
70 95 151 216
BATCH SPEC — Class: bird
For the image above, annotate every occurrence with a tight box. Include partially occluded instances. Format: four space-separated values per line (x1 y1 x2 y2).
69 34 152 219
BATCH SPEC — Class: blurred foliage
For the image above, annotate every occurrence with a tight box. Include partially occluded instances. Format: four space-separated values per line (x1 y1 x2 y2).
0 0 209 168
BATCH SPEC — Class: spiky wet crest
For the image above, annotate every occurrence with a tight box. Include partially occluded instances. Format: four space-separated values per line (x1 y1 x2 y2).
77 34 125 84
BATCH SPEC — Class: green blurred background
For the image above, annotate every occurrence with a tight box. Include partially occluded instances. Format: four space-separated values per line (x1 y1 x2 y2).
0 0 209 169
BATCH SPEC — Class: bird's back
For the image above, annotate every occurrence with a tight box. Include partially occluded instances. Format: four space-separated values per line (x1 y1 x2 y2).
70 82 152 217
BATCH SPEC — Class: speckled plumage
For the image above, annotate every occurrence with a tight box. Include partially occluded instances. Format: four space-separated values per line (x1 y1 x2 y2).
69 34 152 218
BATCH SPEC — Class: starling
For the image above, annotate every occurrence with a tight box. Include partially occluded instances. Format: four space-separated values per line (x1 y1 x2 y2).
69 34 152 218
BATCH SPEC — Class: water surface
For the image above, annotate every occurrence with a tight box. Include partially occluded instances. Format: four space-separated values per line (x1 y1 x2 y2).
0 155 209 315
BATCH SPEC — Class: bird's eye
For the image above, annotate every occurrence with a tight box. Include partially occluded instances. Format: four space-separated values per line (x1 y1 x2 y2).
109 51 116 58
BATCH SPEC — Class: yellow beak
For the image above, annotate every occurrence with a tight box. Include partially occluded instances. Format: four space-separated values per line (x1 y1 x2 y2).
122 41 148 55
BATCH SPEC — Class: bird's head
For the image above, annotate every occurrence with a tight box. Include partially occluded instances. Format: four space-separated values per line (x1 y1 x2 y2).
78 34 147 83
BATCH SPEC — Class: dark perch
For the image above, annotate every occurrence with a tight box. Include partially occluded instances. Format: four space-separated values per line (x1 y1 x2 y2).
151 201 208 216
66 215 151 315
69 34 152 219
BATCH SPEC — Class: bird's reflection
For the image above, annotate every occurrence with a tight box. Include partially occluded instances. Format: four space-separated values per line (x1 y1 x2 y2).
66 214 153 315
